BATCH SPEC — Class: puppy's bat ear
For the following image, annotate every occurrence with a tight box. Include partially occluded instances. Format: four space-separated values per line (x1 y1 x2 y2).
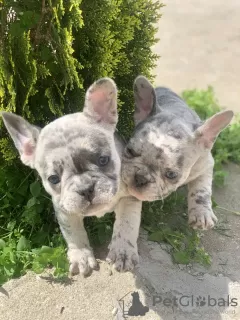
1 112 40 168
83 78 118 130
133 76 156 125
194 110 234 149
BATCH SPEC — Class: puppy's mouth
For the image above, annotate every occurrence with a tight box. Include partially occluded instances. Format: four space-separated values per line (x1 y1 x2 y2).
82 202 110 216
127 186 154 201
127 186 171 202
81 191 118 215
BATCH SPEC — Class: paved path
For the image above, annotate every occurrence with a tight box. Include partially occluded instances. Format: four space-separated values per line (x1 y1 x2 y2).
153 0 240 113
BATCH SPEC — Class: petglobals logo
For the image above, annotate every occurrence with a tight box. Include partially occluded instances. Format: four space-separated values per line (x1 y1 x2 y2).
116 291 149 318
153 295 238 308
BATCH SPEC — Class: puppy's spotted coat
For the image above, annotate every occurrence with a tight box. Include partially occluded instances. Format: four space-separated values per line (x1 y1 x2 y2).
122 76 234 230
2 78 142 275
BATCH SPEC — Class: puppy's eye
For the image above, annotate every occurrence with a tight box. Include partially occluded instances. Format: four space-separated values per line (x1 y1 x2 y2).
125 147 139 158
165 171 178 180
48 175 60 184
98 156 110 166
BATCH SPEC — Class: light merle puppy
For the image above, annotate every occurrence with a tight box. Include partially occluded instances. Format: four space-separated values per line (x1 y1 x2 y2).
122 76 234 230
2 78 142 275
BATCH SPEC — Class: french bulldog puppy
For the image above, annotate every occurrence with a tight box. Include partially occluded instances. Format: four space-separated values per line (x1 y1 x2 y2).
122 76 234 230
1 78 142 275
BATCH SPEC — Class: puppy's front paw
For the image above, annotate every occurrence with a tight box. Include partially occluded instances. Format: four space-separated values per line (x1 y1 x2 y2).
106 240 139 272
67 248 97 276
188 208 218 230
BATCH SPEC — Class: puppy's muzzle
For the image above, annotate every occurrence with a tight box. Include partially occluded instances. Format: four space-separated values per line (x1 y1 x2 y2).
77 183 95 202
134 173 149 188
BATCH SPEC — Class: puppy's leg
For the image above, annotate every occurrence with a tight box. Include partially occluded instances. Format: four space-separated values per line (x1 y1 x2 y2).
107 197 142 272
56 209 97 276
188 166 217 230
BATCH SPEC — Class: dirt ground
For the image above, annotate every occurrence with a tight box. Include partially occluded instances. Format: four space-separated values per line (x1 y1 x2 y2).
1 1 240 319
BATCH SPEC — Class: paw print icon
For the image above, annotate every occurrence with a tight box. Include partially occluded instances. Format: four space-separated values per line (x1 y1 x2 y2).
196 296 206 307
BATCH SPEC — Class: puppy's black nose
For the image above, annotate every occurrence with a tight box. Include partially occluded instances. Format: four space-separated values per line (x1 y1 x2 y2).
80 184 95 202
134 174 148 188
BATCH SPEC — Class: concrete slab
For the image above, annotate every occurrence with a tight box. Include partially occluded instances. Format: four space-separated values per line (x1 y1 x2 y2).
153 0 240 113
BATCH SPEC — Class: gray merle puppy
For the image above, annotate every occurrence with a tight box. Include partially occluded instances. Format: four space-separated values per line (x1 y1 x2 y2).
2 78 142 275
122 76 233 230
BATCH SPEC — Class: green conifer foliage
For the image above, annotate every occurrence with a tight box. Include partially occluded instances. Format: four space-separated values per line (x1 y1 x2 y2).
0 0 162 161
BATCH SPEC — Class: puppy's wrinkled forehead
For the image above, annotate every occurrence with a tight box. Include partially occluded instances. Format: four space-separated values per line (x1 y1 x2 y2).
128 114 194 169
35 114 111 171
42 125 108 152
136 113 194 141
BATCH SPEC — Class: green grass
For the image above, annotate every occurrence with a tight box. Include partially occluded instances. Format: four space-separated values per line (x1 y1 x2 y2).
141 191 211 266
0 87 240 284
